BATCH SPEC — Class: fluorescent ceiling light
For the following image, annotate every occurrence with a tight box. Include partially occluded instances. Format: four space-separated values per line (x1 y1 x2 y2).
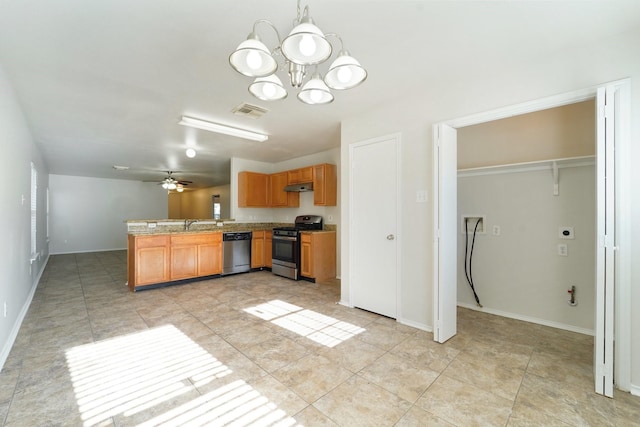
179 116 268 142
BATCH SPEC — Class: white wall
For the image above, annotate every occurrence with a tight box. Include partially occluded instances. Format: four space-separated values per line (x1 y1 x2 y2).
49 175 167 254
0 64 49 370
457 164 595 334
341 28 640 390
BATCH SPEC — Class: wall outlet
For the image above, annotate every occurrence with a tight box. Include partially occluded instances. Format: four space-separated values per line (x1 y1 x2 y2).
416 190 428 203
558 243 568 256
492 225 501 236
328 215 334 222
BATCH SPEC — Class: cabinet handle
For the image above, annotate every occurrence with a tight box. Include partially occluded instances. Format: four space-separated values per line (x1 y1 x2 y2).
386 234 395 241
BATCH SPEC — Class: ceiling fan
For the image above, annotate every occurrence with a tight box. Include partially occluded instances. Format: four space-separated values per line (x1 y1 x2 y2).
156 171 192 192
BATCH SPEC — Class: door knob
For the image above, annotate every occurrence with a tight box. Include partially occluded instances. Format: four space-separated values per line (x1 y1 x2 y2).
386 234 395 240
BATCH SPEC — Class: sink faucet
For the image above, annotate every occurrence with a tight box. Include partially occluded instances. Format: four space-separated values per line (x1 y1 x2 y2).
185 219 198 231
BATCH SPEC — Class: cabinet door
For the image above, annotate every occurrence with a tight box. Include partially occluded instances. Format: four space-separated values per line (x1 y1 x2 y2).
300 233 313 277
238 171 269 207
270 172 290 207
288 167 313 184
136 246 169 285
265 231 272 268
134 235 169 287
171 245 198 280
251 231 265 268
198 243 222 276
313 164 337 206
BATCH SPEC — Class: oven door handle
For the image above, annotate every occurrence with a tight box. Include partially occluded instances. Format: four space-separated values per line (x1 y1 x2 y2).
273 235 297 242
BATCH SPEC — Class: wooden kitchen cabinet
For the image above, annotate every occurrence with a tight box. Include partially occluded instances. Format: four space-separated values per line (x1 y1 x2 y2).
127 232 222 291
196 233 223 276
127 234 170 290
288 166 313 184
251 230 272 268
300 231 336 282
265 230 272 268
313 163 337 206
238 171 269 207
251 230 265 268
170 233 222 280
270 171 299 207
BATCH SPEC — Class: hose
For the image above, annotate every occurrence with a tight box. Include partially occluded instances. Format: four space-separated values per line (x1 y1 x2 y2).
464 218 483 307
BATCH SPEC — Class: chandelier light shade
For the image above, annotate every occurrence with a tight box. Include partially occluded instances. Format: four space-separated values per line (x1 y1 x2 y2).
229 35 278 77
324 51 368 90
229 0 366 105
281 14 332 66
249 74 288 101
298 74 334 105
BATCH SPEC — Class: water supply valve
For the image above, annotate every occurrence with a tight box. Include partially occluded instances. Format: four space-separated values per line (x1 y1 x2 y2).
567 285 577 306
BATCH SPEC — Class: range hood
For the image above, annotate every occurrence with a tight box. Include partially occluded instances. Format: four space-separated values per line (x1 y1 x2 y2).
284 182 314 192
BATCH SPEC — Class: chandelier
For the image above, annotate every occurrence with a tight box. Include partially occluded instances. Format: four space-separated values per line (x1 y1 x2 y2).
229 0 367 105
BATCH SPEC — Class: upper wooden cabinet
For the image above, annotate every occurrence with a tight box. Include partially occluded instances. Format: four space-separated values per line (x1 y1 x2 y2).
238 163 336 208
270 171 299 208
288 166 313 184
238 171 269 207
313 163 337 206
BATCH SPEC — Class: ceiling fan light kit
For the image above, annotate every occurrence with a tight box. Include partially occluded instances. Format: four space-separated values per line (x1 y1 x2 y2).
229 0 367 105
179 116 268 142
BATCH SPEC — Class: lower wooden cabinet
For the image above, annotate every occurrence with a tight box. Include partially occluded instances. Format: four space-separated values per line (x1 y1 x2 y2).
128 232 222 291
170 233 222 280
251 230 272 268
300 231 336 282
265 231 272 268
128 234 170 290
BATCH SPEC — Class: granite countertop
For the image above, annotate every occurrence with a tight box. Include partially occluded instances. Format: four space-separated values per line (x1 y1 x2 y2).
127 219 336 235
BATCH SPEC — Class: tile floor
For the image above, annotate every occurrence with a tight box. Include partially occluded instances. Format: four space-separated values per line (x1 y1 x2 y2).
1 251 639 426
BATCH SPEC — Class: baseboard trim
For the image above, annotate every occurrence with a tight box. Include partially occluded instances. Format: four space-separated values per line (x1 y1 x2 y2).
457 302 595 336
397 318 432 332
49 247 126 255
630 384 640 397
0 254 49 372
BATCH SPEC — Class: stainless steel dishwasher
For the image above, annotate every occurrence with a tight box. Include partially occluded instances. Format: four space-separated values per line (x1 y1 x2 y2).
222 231 252 275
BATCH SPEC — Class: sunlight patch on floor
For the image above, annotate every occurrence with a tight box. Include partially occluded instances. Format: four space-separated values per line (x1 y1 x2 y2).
65 325 299 426
244 300 365 347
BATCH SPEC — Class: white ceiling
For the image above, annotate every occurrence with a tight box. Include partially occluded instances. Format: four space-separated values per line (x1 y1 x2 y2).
1 0 639 188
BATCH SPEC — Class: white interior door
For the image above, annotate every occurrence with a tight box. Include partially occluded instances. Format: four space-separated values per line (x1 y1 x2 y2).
433 124 457 343
350 134 400 318
595 86 615 397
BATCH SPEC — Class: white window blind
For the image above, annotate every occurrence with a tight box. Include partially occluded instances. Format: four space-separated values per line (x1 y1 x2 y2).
30 162 37 259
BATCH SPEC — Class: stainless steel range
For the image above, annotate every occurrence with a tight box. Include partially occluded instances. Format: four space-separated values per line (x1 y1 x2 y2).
272 215 323 280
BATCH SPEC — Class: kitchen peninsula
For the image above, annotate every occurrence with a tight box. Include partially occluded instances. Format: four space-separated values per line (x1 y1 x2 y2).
126 219 336 291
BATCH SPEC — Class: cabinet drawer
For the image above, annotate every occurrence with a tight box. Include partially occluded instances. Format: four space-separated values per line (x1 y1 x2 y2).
171 233 219 245
135 235 169 248
300 233 312 243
